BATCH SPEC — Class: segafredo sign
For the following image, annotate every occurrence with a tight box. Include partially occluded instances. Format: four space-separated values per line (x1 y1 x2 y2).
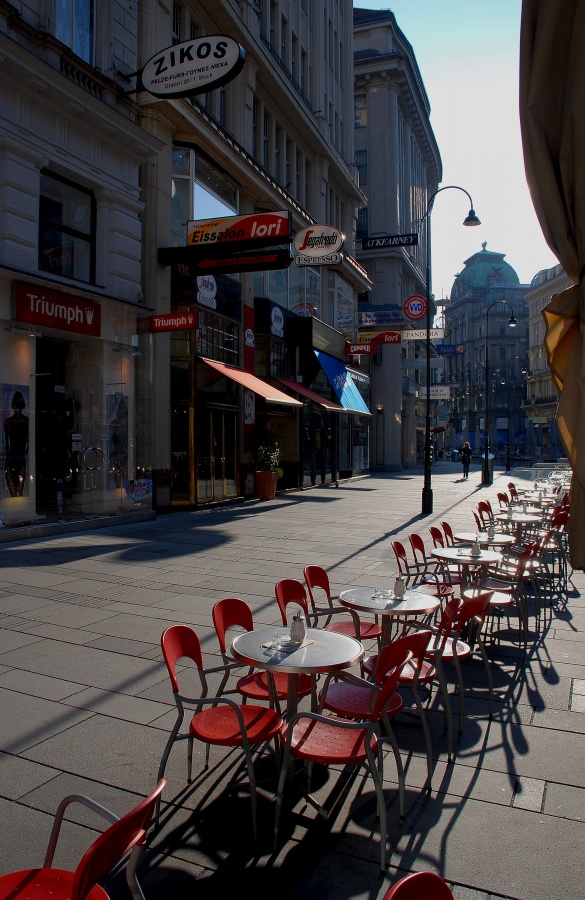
141 36 245 99
293 225 345 258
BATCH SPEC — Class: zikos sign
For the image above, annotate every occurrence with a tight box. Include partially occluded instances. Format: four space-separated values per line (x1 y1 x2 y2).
141 36 245 99
15 283 101 336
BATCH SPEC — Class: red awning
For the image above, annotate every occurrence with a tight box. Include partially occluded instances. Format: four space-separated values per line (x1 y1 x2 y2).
276 378 344 411
200 358 302 405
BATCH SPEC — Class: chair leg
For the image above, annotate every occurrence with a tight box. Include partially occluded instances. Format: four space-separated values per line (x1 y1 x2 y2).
410 682 433 790
476 636 494 719
434 658 453 763
241 744 259 842
451 651 465 736
381 712 405 821
366 740 387 875
274 741 291 849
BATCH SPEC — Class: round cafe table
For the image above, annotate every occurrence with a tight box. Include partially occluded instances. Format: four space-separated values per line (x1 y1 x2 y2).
339 587 440 644
431 546 501 592
230 625 363 719
454 531 515 547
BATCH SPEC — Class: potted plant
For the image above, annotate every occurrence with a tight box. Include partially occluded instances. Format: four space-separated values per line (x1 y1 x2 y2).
255 435 284 500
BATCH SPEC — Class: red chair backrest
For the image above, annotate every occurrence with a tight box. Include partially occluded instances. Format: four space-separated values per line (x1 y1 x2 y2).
477 502 491 526
72 780 166 900
429 526 444 548
408 533 427 564
441 521 455 546
456 591 492 631
472 511 482 531
497 492 509 508
484 499 494 516
550 508 569 531
275 578 310 625
435 597 460 650
304 565 331 610
374 630 432 685
383 870 454 900
392 540 409 578
508 482 519 500
371 651 412 722
161 625 203 693
212 597 254 653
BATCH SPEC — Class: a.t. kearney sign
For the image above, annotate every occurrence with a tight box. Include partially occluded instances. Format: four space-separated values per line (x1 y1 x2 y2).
361 233 418 250
140 36 245 99
15 283 101 336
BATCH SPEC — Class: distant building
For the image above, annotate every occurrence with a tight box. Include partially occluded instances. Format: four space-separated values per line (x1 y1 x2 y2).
443 244 530 456
523 263 573 460
353 7 441 470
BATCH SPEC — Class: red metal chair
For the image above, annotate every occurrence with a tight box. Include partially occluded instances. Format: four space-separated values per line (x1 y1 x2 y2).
318 639 413 821
497 491 510 510
440 522 455 546
472 510 482 531
274 577 311 625
157 624 283 840
409 532 458 598
429 526 444 548
476 501 492 528
361 630 436 787
304 564 382 642
0 780 166 900
212 597 312 713
507 481 519 502
383 870 454 899
391 540 446 603
275 648 412 874
449 591 495 729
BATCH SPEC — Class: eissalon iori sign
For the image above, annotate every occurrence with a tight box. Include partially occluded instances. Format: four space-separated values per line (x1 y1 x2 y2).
141 36 245 99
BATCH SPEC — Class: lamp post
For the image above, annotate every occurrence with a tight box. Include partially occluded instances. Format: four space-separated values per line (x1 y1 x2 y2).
420 186 480 515
497 359 527 474
482 300 517 486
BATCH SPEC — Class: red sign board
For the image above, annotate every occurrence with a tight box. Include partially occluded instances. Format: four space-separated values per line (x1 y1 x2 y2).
189 248 292 275
403 294 427 320
187 210 291 250
140 311 199 333
345 331 401 355
15 283 101 336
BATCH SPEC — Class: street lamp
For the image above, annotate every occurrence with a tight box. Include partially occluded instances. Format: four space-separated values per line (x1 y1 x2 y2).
420 186 480 515
497 359 527 474
482 300 517 485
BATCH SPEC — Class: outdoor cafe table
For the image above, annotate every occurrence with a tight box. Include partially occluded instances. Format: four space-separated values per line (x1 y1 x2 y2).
230 626 364 719
431 546 501 592
494 511 541 538
454 531 515 548
338 587 440 645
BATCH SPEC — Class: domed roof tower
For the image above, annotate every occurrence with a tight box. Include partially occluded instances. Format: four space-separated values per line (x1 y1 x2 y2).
450 242 520 301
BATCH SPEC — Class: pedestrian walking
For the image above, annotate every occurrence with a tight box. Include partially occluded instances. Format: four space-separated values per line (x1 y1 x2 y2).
461 442 472 479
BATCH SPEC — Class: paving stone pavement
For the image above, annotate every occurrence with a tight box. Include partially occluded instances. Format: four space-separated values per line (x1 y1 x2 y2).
0 462 583 900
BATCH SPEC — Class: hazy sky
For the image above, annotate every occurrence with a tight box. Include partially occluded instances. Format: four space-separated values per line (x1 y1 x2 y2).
354 0 559 298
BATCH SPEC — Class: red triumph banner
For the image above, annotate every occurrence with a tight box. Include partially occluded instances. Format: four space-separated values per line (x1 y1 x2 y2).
139 311 199 333
15 283 101 336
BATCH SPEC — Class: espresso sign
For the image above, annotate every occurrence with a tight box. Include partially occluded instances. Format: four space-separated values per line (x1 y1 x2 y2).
15 283 101 336
141 36 245 99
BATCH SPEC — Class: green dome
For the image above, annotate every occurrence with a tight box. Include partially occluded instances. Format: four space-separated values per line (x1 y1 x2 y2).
450 243 520 299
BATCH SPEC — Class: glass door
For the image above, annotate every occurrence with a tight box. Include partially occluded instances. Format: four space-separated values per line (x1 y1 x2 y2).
196 409 238 502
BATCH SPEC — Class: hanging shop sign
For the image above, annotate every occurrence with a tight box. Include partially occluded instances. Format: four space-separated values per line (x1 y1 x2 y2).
403 294 427 320
419 385 451 399
361 233 418 250
345 331 401 354
140 36 246 99
436 344 459 355
293 225 344 256
139 311 199 333
186 210 291 251
295 252 342 266
187 247 292 276
14 283 101 337
402 328 445 341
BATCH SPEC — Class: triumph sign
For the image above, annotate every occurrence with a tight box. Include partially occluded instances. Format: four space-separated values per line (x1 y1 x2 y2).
141 36 245 99
15 283 101 336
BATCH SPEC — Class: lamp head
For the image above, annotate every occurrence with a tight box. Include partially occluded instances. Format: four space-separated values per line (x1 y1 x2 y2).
463 208 481 226
508 313 517 327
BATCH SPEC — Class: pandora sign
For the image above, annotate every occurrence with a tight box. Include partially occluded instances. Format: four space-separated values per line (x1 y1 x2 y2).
15 283 102 336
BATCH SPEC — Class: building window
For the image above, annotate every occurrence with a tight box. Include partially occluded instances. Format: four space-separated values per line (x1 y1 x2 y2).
263 112 271 170
301 49 307 94
172 2 182 43
356 207 368 241
354 94 367 128
56 0 93 63
275 126 282 182
171 148 238 246
280 16 287 62
285 139 291 189
355 150 367 186
38 171 95 283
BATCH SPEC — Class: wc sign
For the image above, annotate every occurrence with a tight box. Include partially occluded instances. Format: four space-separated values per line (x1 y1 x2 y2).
403 294 427 321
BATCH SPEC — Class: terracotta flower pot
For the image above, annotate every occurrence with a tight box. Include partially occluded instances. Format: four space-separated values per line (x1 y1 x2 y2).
256 471 279 500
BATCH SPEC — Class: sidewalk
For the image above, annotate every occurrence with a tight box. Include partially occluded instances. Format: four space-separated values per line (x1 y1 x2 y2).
0 463 583 900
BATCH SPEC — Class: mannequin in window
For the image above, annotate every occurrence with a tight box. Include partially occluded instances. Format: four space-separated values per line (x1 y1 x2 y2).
4 390 29 497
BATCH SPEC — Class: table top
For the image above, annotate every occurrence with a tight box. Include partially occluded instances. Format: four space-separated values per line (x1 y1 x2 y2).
454 531 515 547
230 626 363 675
432 546 501 565
495 512 541 524
339 586 440 617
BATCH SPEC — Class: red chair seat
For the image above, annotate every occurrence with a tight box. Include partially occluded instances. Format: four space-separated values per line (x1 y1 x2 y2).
320 680 403 719
362 654 437 681
282 716 375 765
236 670 312 701
425 635 471 662
325 619 382 640
191 705 282 746
0 870 108 900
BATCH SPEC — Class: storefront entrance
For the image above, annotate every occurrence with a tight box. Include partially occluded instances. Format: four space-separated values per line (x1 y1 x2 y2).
196 408 238 502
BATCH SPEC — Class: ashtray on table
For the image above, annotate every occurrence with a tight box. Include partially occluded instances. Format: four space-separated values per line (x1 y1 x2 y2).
372 589 396 600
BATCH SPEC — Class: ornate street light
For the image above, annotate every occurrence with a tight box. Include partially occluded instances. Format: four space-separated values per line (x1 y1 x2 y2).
482 300 517 485
420 186 480 515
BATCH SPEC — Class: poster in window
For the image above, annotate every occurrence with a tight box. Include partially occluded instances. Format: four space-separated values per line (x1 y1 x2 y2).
108 393 128 488
2 385 30 498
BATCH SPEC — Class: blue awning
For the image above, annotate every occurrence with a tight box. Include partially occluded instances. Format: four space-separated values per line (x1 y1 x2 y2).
314 350 371 415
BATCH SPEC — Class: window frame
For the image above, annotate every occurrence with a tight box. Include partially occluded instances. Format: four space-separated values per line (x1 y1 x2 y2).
38 169 96 284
